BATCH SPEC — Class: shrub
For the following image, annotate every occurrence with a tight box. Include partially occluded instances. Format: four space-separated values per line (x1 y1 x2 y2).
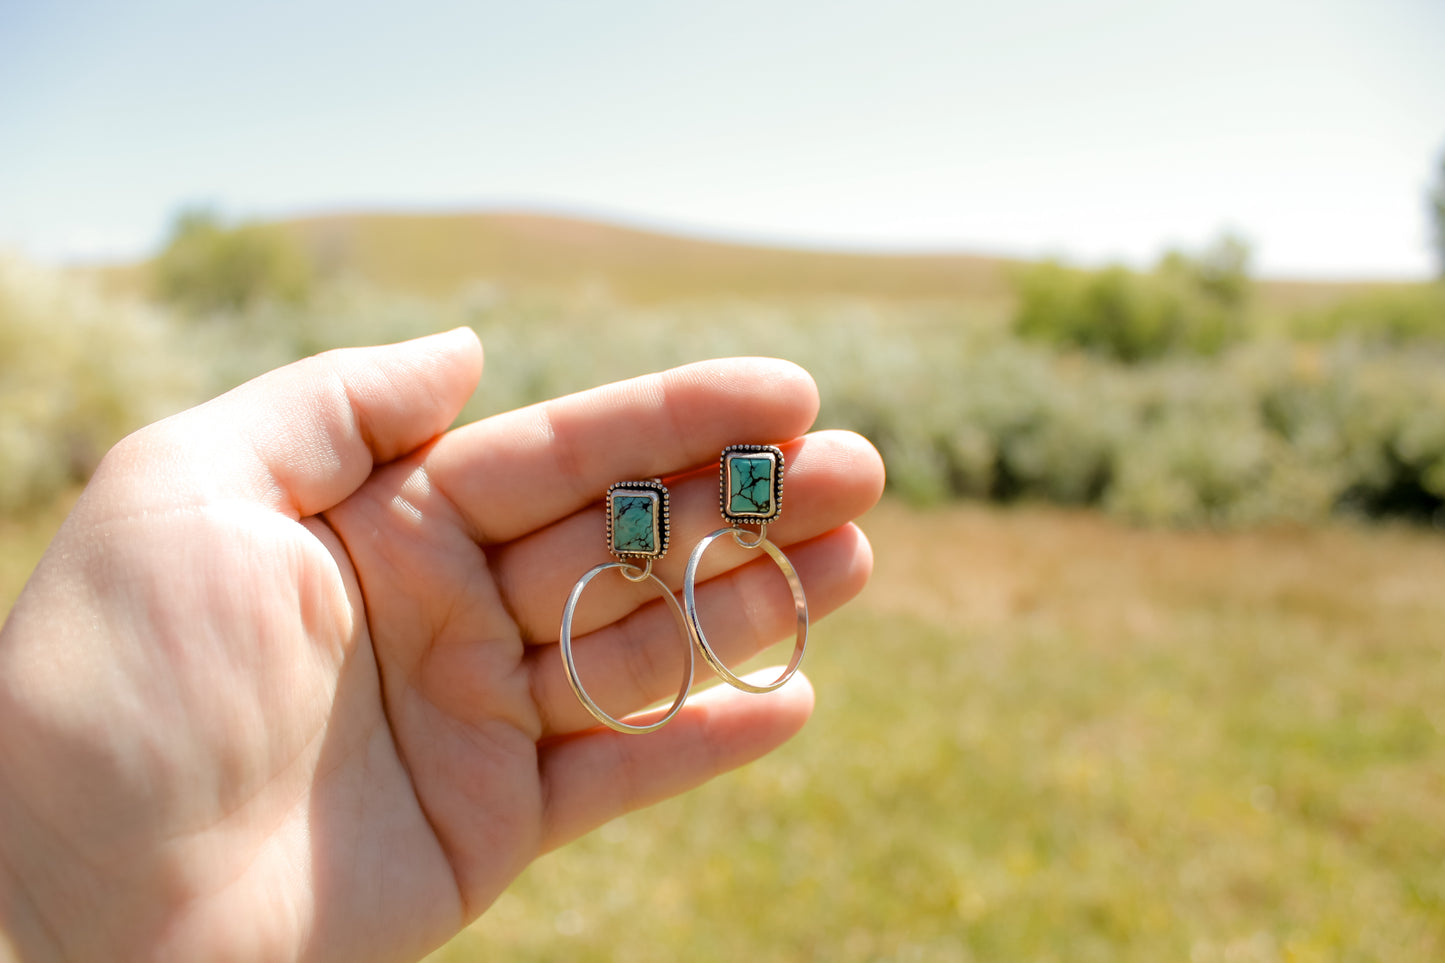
0 257 204 513
153 208 312 315
1014 235 1252 362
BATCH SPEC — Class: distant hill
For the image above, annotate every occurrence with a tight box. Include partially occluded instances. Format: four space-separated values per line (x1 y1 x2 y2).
85 209 1401 311
274 211 1020 303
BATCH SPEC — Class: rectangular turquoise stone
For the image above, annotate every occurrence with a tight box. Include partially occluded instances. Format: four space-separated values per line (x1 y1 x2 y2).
726 453 777 518
610 491 659 555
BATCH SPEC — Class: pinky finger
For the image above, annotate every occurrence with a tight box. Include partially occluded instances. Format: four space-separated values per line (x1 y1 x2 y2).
536 671 816 852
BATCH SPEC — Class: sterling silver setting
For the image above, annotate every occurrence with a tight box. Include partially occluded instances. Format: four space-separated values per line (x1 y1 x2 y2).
560 479 692 734
685 445 808 694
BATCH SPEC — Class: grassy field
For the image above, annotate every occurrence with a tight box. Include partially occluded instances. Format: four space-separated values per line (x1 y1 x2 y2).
5 497 1440 960
413 500 1445 963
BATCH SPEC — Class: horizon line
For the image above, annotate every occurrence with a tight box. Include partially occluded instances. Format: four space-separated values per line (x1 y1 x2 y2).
32 200 1436 286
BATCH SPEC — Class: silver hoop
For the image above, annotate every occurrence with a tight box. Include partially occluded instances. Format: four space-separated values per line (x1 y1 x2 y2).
560 562 694 734
683 527 808 694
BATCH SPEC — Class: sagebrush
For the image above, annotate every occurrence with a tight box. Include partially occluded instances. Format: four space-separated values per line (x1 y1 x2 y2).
3 257 1443 526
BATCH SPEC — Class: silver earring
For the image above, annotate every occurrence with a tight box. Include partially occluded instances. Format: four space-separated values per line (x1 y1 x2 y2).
683 445 808 693
559 480 694 733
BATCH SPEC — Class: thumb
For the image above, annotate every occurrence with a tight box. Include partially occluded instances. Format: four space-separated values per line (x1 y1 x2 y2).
98 328 484 518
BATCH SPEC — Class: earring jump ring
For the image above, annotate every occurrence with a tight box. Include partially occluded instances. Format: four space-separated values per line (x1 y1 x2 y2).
560 561 694 734
683 527 809 694
620 559 653 582
730 523 768 550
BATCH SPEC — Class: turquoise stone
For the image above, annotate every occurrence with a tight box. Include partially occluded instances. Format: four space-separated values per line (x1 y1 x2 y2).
611 492 658 554
727 454 776 517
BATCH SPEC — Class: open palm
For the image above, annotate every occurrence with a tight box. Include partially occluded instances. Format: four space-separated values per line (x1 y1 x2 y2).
0 330 882 962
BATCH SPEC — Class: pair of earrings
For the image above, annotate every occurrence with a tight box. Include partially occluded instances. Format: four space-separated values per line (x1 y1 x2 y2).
559 444 809 734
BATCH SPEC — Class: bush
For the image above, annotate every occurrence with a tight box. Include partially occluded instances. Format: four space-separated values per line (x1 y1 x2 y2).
153 208 312 315
0 257 205 513
808 316 1444 526
1014 235 1252 362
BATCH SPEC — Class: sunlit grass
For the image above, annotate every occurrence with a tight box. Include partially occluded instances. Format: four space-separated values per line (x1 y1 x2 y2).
424 502 1445 962
3 450 1439 959
276 212 1021 305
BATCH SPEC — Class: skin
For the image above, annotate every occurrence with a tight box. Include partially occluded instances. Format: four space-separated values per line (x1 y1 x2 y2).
0 329 883 962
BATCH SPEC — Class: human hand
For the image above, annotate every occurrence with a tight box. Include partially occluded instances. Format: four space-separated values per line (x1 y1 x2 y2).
0 329 882 962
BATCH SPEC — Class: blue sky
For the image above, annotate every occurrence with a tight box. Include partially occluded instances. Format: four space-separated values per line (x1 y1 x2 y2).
2 0 1443 278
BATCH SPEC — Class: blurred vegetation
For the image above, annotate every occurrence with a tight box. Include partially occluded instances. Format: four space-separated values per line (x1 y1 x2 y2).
272 211 1019 304
1284 283 1445 345
1014 235 1252 362
153 207 312 314
0 257 203 513
6 216 1445 528
860 335 1445 526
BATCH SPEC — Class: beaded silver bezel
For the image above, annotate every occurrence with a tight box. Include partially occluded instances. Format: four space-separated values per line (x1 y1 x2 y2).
606 479 670 559
719 444 784 524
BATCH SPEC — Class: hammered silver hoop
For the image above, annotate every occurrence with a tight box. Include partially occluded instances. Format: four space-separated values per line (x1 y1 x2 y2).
683 527 809 694
560 561 694 734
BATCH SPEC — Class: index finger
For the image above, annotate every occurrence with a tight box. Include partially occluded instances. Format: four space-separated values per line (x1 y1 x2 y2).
425 357 820 544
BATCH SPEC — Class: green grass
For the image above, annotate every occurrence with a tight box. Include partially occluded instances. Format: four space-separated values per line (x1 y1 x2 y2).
5 499 1441 959
423 502 1445 962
